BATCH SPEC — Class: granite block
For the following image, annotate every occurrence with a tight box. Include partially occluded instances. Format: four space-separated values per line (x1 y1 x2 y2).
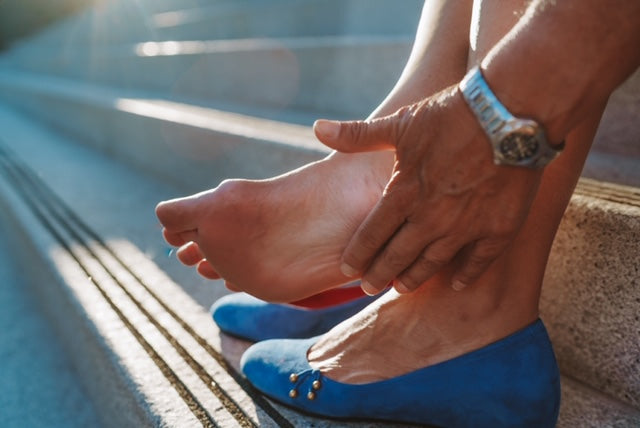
542 182 640 408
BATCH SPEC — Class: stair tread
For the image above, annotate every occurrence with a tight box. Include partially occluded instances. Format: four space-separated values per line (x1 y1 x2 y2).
4 35 411 118
0 232 102 427
11 0 422 49
559 376 640 427
0 69 321 147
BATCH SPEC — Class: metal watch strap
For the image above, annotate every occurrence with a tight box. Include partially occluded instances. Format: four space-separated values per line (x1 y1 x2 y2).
459 66 564 168
459 66 514 140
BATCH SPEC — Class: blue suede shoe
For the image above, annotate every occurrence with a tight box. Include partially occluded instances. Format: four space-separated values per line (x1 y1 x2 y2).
211 292 379 342
241 319 560 427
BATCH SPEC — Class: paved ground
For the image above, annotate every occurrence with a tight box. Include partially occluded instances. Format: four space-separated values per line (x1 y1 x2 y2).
0 221 101 428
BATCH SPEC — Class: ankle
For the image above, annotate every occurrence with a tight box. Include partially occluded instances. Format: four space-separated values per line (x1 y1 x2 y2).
383 270 534 344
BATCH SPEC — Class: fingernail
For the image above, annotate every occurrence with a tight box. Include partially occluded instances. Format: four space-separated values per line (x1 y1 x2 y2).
394 280 411 294
340 263 359 278
451 280 468 291
361 280 381 296
314 120 341 140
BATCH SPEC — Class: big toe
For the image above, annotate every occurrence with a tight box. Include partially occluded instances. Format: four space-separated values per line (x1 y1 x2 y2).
155 196 199 231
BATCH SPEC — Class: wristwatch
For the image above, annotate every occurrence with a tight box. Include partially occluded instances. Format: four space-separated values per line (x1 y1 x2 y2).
459 66 564 168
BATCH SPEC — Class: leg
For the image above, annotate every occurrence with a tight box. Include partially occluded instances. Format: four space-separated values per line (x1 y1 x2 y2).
156 0 473 302
308 0 606 383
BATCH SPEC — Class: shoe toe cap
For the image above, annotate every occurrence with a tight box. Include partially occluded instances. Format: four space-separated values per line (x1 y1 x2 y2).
241 338 318 400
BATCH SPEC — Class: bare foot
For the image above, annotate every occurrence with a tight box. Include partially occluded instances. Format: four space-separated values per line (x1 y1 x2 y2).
156 152 392 302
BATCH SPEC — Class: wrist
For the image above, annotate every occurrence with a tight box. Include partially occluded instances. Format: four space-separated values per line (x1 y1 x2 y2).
459 67 564 168
479 58 572 146
478 0 640 146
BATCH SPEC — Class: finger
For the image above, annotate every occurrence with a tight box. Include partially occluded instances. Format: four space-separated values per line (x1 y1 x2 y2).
197 260 221 280
156 196 200 232
360 221 436 294
176 242 205 266
451 238 507 291
341 191 408 283
162 228 197 247
313 115 399 153
395 238 462 293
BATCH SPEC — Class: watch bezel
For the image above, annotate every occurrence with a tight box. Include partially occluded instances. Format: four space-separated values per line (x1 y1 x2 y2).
491 118 545 166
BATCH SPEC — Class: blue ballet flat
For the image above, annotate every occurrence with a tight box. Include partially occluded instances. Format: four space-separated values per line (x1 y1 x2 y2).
241 319 560 427
211 292 379 342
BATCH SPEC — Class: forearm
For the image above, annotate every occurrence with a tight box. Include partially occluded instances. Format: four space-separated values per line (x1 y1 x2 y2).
482 0 640 144
370 0 472 118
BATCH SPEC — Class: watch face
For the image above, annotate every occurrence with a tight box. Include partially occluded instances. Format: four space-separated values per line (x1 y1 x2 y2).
499 132 540 162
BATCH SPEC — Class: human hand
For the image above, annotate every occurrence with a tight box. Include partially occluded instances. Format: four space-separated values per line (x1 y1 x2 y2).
314 86 543 294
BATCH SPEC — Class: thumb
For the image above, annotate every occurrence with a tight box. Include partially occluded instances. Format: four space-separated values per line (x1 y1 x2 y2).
313 116 397 153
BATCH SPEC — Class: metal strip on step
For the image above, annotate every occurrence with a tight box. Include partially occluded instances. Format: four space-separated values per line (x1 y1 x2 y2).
0 143 293 428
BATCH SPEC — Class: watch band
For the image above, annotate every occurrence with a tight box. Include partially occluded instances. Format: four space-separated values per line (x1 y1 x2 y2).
459 66 514 142
459 66 564 168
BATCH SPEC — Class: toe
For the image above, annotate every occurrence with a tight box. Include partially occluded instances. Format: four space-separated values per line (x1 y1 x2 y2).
197 260 220 279
176 242 205 266
155 196 200 232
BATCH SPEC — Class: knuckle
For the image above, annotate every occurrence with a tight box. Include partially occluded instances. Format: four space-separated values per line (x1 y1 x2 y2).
463 243 504 274
356 228 383 252
397 275 422 292
382 247 410 269
342 253 366 272
382 185 419 217
490 216 521 238
476 238 508 259
404 253 447 283
394 103 419 123
346 120 367 143
420 252 449 269
466 253 492 269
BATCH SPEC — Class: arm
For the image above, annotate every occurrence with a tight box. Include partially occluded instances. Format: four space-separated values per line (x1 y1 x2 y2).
315 0 640 294
484 0 640 144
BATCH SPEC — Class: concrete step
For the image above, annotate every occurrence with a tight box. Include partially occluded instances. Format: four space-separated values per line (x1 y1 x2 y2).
1 68 639 190
0 223 102 428
152 0 423 42
0 102 411 428
0 70 326 192
5 50 638 171
10 0 422 50
4 36 411 119
0 101 638 427
2 0 211 52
